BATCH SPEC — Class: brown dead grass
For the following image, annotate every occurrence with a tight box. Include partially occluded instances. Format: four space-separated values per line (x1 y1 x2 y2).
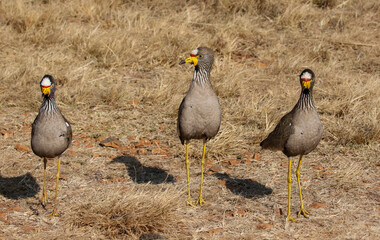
67 186 189 239
0 0 379 239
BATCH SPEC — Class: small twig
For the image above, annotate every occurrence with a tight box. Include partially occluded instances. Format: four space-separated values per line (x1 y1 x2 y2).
336 0 350 9
308 38 378 48
329 40 378 47
75 60 94 71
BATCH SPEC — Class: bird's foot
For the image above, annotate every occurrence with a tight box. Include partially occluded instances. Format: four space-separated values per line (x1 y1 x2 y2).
186 199 195 206
286 215 297 222
46 209 59 217
41 193 48 208
297 207 311 218
195 196 206 206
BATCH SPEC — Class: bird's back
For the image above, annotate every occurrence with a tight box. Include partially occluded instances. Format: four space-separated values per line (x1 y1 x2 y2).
260 109 295 152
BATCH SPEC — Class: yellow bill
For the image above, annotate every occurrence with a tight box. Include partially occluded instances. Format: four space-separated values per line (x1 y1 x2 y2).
180 56 198 66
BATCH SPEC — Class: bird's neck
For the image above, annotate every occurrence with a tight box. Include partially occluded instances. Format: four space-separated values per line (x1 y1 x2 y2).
192 66 211 87
41 96 59 114
296 89 315 110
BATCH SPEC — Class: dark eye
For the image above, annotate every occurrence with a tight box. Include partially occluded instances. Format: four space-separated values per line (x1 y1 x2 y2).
199 54 204 58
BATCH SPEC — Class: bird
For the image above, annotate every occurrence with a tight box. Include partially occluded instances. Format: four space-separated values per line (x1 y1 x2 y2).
178 47 222 206
260 69 323 222
31 75 72 217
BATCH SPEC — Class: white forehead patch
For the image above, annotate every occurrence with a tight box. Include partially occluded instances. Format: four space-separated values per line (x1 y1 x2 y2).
191 49 198 55
41 77 52 87
301 72 312 79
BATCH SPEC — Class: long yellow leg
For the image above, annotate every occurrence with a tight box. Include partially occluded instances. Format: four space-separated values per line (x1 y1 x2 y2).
42 158 48 206
296 155 311 218
185 144 194 206
196 144 206 206
287 158 296 222
47 157 61 217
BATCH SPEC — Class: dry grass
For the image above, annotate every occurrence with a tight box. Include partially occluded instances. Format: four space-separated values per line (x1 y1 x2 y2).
0 0 379 239
67 186 189 239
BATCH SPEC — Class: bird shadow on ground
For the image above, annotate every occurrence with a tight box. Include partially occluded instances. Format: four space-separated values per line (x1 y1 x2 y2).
0 172 40 199
214 173 272 199
111 156 175 184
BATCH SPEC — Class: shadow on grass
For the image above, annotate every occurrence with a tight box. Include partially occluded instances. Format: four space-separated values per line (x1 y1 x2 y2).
214 173 272 199
111 156 175 184
0 172 40 199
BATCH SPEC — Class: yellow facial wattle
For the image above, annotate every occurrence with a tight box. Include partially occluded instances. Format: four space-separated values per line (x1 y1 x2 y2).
42 86 51 96
302 80 311 89
184 56 198 66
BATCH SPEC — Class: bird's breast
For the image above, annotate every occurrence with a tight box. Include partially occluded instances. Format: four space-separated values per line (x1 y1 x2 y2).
31 114 71 158
285 112 323 156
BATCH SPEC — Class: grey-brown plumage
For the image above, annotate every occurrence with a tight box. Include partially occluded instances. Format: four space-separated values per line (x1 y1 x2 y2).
178 47 222 144
31 75 72 217
177 47 221 205
260 69 323 221
32 75 72 157
260 69 323 157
